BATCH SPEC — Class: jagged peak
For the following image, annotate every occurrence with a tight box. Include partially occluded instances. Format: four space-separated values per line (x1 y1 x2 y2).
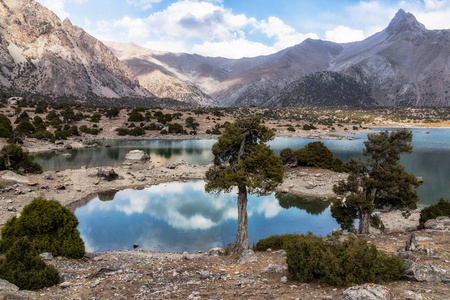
386 9 426 35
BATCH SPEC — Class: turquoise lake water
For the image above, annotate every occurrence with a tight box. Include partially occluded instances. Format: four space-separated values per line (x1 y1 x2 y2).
74 180 338 253
69 128 450 253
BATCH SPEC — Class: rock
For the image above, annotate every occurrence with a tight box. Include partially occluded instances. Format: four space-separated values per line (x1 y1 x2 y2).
97 167 118 181
404 260 446 282
424 216 450 230
7 207 16 212
133 243 139 249
404 290 422 300
272 249 287 257
65 144 73 149
342 284 392 300
208 247 225 256
55 184 66 190
0 278 19 292
280 276 288 284
43 173 54 180
124 150 149 162
0 170 28 184
182 251 190 260
59 282 72 289
40 252 53 260
263 264 287 274
134 174 146 182
62 153 72 158
238 249 258 264
405 232 417 251
305 181 315 189
199 271 210 279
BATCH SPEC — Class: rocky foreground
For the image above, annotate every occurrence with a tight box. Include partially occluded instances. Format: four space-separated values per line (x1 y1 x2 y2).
0 226 448 299
0 155 449 299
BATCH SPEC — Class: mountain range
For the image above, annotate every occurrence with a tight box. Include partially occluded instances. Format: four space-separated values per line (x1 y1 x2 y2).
1 0 449 107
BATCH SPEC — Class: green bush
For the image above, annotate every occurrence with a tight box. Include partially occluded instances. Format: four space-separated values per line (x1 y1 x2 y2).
0 143 42 173
286 233 405 286
0 114 13 138
168 123 186 134
0 198 85 259
254 233 302 252
293 141 345 172
418 198 450 229
127 110 145 122
0 237 60 290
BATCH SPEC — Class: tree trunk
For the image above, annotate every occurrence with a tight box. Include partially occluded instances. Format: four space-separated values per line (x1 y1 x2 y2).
359 212 370 234
233 186 249 253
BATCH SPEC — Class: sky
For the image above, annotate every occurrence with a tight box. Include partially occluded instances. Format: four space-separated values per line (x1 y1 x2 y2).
36 0 450 58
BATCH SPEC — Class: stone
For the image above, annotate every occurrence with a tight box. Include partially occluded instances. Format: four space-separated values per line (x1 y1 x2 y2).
199 271 210 279
124 150 149 162
55 184 66 190
40 252 54 260
280 276 288 284
59 281 72 289
97 167 118 181
404 260 446 282
62 153 72 158
7 207 16 212
305 181 315 189
342 284 392 300
0 170 28 184
424 216 450 230
238 249 258 264
0 278 19 291
208 247 225 256
133 243 139 249
272 249 287 257
263 264 287 274
65 144 73 149
182 251 190 260
134 174 146 181
404 290 422 300
405 232 417 251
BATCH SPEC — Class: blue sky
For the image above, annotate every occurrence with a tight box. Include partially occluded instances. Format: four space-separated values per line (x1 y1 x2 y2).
36 0 450 58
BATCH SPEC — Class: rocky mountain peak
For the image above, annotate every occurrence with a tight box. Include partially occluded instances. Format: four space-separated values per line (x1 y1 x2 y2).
386 9 426 35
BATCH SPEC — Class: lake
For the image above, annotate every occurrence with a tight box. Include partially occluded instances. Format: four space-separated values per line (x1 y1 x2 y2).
74 180 338 253
32 128 450 205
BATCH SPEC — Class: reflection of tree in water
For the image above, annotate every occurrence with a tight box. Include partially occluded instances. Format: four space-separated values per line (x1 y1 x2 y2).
32 152 58 161
106 148 120 160
276 193 330 215
98 190 118 202
151 148 183 159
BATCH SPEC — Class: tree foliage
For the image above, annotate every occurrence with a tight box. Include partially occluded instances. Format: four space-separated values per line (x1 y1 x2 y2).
205 117 284 252
0 143 42 173
0 114 13 138
0 198 85 259
332 129 420 233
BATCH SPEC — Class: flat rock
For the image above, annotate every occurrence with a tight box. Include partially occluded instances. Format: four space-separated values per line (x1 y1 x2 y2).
0 279 19 292
342 283 392 300
238 249 258 264
424 216 450 230
124 150 149 162
0 170 28 184
262 264 287 274
404 260 446 282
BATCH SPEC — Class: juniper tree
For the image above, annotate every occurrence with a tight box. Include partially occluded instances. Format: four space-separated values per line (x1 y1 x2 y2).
205 117 284 253
332 129 420 234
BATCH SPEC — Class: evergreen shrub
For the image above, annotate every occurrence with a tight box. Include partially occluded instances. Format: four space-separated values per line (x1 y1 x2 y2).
0 237 60 290
418 198 450 229
0 198 85 259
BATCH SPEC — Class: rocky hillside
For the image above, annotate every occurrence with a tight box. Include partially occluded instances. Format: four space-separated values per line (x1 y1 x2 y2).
0 0 151 100
108 9 450 107
265 71 375 107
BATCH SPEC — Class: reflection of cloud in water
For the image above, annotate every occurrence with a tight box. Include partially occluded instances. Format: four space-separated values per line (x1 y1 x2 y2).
83 181 283 231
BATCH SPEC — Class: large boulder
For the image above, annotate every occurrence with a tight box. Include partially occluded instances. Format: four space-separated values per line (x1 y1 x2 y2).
238 249 258 264
97 167 118 181
208 247 225 256
124 150 149 162
0 279 19 292
342 284 392 300
424 216 450 230
404 260 446 282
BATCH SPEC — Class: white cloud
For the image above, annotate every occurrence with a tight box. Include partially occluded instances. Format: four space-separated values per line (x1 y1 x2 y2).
192 39 275 58
37 0 87 20
325 26 365 43
127 0 161 10
423 0 447 10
